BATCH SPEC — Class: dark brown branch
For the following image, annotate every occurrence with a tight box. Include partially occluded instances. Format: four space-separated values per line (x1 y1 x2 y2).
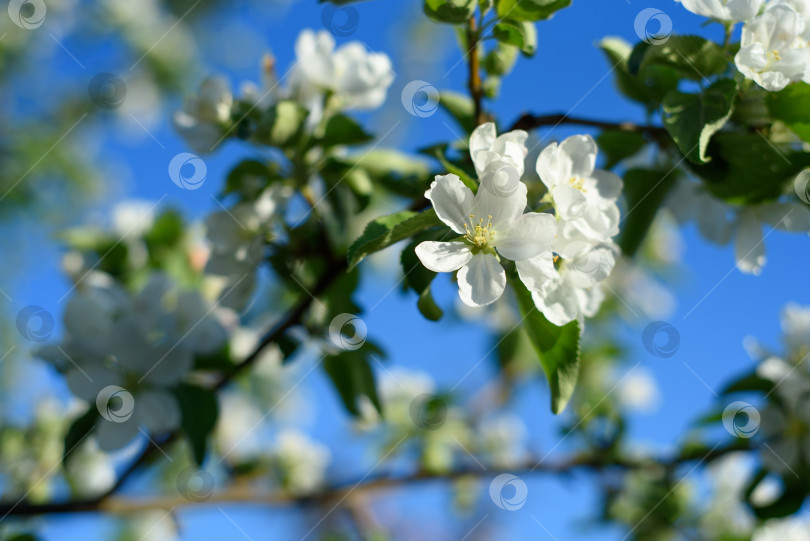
507 112 667 136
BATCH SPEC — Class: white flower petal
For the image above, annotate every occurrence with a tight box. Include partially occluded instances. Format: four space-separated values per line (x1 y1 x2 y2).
537 142 573 190
552 184 588 220
426 174 475 234
96 418 140 451
415 241 473 273
735 211 766 274
531 279 579 327
496 212 556 261
516 253 557 292
560 135 597 179
457 253 506 307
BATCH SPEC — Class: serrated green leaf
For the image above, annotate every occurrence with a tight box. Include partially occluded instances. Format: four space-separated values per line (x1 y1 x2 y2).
496 0 570 21
175 384 218 466
348 209 443 270
640 35 728 81
493 20 537 56
511 277 581 414
63 407 98 466
662 78 737 164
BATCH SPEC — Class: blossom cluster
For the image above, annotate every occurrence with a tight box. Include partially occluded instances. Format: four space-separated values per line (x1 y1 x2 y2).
175 29 393 152
677 0 810 91
415 123 622 326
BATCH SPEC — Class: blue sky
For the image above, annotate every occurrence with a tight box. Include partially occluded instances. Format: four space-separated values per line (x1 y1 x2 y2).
7 0 810 539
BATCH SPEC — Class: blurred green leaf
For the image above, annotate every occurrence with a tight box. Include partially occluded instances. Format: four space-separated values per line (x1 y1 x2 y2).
175 383 218 466
324 349 383 416
599 37 680 110
438 91 476 134
316 114 374 148
662 78 737 164
423 0 477 23
639 35 728 81
493 20 537 56
597 130 647 169
63 407 98 467
511 277 580 414
766 82 810 143
618 167 678 257
495 0 570 21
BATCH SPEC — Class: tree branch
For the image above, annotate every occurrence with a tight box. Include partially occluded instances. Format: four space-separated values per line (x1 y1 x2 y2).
507 112 667 136
467 17 484 127
0 441 751 517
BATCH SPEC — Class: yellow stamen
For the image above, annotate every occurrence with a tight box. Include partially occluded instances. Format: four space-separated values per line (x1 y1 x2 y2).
463 214 495 249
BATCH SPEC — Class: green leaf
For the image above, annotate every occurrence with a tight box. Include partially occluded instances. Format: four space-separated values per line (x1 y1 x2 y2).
662 78 737 164
333 149 432 199
223 159 278 197
261 100 306 147
599 37 680 110
323 350 382 416
766 82 810 142
420 143 478 192
596 130 647 169
493 20 537 56
417 286 444 321
438 91 476 133
316 114 374 148
423 0 477 23
720 370 775 395
744 470 807 519
63 407 98 466
618 167 679 257
174 384 218 466
348 209 444 270
639 35 729 81
511 277 581 414
691 133 810 204
495 0 571 21
483 42 520 76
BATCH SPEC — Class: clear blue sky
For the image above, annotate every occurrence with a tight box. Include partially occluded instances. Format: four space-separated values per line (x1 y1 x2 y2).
10 0 810 539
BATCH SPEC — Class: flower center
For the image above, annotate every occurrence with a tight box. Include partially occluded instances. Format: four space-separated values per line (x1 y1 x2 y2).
568 177 587 193
769 49 782 62
464 214 495 249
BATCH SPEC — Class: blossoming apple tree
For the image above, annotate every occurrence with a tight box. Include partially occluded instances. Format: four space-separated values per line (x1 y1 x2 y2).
4 0 810 539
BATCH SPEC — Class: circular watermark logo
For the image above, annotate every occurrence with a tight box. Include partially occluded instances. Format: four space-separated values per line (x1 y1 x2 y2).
634 8 672 45
401 80 440 118
96 385 135 423
481 163 521 197
88 73 127 110
642 321 680 358
321 3 359 37
409 393 448 430
489 473 528 511
176 467 215 502
328 313 367 351
722 401 760 438
8 0 46 29
169 152 207 190
16 305 54 342
794 169 810 205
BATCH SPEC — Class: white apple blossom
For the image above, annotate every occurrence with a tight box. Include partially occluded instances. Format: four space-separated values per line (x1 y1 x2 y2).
272 429 331 495
289 29 393 126
468 122 529 178
667 180 810 274
676 0 764 22
173 77 233 153
65 440 116 497
518 222 618 326
42 272 228 451
475 413 529 468
735 4 809 91
415 167 556 307
781 302 810 354
537 134 622 242
205 185 290 309
753 516 810 541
